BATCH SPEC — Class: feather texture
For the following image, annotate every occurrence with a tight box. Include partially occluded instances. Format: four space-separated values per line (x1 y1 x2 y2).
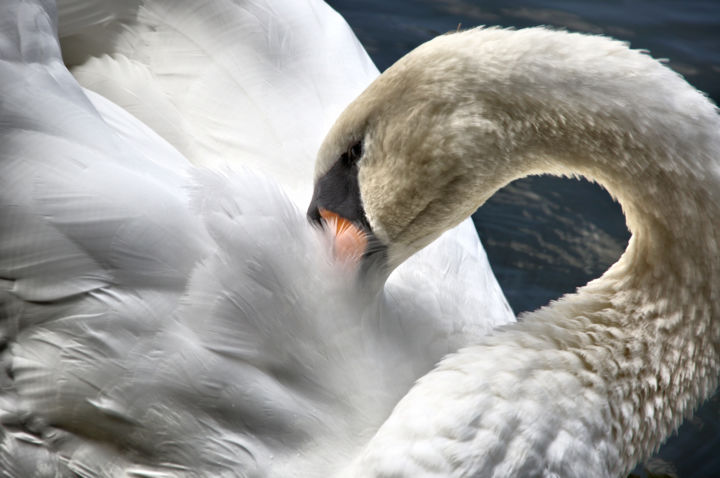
0 1 513 476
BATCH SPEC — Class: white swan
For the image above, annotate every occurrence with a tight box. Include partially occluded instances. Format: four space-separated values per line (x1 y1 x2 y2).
309 27 720 477
0 0 512 476
55 0 511 334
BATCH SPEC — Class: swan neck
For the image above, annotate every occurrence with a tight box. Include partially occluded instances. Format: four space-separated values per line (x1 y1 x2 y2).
485 107 720 470
484 45 720 468
341 29 720 476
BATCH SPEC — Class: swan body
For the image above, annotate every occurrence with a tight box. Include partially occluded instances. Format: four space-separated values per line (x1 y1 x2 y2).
0 0 513 476
311 28 720 477
55 0 512 329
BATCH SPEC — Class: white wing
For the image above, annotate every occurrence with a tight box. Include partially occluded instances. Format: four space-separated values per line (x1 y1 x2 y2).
1 0 513 476
57 0 377 206
55 0 514 327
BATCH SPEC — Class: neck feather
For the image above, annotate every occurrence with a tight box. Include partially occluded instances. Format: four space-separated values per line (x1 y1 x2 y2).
477 27 720 471
345 28 720 477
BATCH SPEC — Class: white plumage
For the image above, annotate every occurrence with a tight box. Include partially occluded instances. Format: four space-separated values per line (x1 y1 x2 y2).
9 0 716 476
0 0 512 476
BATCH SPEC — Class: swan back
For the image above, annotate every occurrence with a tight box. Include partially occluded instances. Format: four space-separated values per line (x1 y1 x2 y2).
57 0 377 206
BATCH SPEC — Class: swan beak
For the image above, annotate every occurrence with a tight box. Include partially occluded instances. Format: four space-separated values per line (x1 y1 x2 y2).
318 208 368 262
307 159 386 268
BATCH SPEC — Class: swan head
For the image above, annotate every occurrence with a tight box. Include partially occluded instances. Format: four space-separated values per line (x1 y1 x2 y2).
308 30 519 270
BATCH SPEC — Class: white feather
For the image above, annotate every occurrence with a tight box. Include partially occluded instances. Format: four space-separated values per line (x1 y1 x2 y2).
0 1 513 476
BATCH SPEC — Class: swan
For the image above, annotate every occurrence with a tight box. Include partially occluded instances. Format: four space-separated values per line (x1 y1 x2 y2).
0 0 512 476
308 26 720 477
54 0 511 338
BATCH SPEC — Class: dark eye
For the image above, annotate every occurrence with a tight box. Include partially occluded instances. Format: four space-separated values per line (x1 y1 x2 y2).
341 141 363 167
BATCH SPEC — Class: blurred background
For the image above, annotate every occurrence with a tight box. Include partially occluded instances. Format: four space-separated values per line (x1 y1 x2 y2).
326 1 720 476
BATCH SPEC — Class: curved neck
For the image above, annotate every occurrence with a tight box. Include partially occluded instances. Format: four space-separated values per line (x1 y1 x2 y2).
344 28 720 477
473 29 720 469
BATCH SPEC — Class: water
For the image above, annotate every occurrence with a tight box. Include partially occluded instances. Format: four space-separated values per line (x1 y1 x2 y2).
326 1 720 476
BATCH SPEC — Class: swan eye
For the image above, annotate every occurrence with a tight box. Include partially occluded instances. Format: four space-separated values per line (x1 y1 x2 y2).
342 141 363 167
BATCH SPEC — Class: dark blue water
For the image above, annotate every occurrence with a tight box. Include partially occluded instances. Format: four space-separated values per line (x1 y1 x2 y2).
326 1 720 476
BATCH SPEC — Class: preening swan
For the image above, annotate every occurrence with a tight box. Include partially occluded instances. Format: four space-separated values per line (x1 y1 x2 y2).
0 0 512 476
55 0 510 328
4 0 717 475
309 27 720 477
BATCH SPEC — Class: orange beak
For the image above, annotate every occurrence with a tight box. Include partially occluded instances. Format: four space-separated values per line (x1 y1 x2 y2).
319 208 368 262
